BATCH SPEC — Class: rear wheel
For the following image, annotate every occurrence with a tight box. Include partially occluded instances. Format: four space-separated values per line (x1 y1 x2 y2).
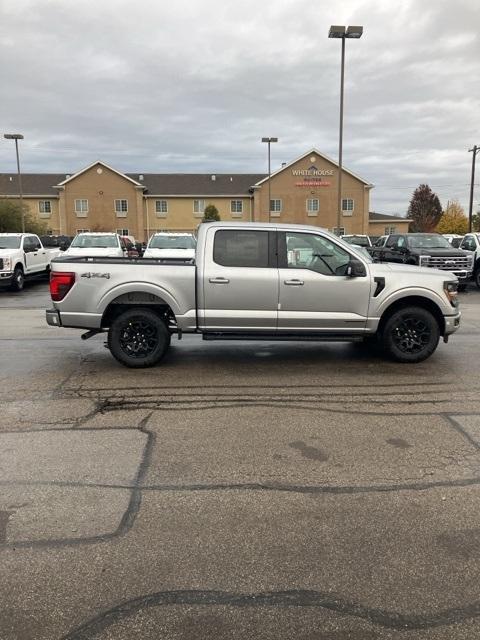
381 306 440 363
9 266 24 292
108 308 171 368
475 269 480 289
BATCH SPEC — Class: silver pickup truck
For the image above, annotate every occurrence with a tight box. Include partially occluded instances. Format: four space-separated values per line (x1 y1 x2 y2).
46 222 461 366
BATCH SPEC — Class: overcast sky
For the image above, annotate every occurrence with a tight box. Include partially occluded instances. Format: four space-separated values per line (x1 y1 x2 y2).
1 0 479 215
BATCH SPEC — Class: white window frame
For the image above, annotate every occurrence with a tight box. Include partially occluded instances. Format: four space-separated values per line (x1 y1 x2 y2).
306 198 319 216
74 199 89 217
155 200 168 217
342 198 354 216
115 199 128 217
270 199 282 216
116 228 129 236
38 200 52 215
230 200 243 215
193 199 206 217
385 226 396 234
76 228 90 233
332 227 345 236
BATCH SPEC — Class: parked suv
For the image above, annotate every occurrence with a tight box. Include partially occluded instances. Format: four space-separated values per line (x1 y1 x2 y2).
369 233 473 289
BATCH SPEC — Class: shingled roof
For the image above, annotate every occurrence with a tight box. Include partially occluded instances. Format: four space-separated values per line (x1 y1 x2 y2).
126 173 266 196
0 173 68 197
369 212 411 222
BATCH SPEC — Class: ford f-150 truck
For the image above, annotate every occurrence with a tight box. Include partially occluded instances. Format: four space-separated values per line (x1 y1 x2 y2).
46 222 461 366
368 233 473 289
0 233 62 291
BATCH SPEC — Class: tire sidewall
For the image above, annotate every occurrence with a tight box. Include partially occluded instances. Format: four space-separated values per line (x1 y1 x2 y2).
11 267 24 291
108 308 170 368
382 306 440 363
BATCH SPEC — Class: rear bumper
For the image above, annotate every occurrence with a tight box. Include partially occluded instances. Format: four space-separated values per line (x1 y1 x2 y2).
46 309 62 327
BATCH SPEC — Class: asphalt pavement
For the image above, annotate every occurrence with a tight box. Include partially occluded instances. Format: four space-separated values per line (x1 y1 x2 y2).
1 281 480 639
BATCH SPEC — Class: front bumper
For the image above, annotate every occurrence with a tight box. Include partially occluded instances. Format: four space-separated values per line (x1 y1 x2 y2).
0 271 13 286
451 270 472 282
46 308 62 327
444 311 461 335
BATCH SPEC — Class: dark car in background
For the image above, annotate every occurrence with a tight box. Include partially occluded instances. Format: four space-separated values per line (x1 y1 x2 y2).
369 232 474 289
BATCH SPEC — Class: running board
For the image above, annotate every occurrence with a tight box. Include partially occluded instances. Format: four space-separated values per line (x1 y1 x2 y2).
202 332 365 342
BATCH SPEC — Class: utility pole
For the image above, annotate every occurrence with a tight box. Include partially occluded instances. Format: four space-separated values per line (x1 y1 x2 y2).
468 145 479 233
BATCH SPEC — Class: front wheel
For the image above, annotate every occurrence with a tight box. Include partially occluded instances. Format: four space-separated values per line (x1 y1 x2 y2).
108 308 171 368
381 306 440 363
9 266 25 292
475 269 480 290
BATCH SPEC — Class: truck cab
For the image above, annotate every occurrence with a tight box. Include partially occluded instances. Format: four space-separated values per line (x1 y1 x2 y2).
0 233 61 291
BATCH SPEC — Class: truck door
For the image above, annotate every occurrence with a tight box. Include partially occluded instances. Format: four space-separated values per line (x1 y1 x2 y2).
23 236 42 273
277 231 371 331
200 228 278 331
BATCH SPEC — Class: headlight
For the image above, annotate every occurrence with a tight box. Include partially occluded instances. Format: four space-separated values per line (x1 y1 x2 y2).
2 257 11 270
419 255 430 267
444 280 458 307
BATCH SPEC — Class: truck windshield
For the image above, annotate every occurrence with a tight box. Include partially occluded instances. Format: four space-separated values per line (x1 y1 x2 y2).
0 236 21 249
149 235 196 249
71 235 119 248
408 235 451 249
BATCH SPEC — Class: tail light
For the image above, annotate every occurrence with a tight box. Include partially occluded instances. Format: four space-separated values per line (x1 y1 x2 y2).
50 271 76 301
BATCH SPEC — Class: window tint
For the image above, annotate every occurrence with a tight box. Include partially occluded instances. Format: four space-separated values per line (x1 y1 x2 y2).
286 232 351 276
213 230 269 268
386 235 399 248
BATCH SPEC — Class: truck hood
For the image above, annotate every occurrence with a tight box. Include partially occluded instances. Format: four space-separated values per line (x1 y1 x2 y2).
369 262 458 280
0 248 19 257
408 247 470 257
143 248 195 259
63 247 123 258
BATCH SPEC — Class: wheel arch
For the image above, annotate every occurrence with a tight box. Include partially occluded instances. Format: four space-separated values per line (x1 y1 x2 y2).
101 292 177 330
378 296 445 336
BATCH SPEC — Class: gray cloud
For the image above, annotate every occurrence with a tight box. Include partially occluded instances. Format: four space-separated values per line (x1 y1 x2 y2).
0 0 479 215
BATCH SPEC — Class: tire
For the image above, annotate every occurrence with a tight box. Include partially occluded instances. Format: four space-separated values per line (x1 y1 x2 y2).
458 283 467 292
9 266 25 292
108 308 171 368
475 269 480 290
381 306 440 363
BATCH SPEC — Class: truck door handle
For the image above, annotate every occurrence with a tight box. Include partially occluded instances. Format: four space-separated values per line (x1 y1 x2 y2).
209 277 230 284
284 279 304 285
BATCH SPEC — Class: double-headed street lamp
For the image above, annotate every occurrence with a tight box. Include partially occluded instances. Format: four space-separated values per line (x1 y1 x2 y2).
468 144 480 232
328 25 363 235
261 137 278 222
4 133 25 233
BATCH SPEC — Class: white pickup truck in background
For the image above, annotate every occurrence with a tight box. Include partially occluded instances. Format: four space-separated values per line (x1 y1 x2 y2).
0 233 62 291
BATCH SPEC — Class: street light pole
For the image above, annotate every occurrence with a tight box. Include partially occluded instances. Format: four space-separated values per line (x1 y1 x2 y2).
4 133 25 233
328 25 363 235
468 145 479 232
261 137 278 222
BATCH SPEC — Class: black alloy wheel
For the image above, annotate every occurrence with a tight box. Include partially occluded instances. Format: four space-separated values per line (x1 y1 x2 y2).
382 306 440 363
108 308 171 368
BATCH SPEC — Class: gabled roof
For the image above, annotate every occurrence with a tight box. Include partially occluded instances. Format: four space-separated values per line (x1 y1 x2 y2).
254 148 372 187
127 173 265 196
55 161 144 187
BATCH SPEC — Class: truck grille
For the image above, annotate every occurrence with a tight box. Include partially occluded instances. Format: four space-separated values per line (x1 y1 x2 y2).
420 256 473 271
0 259 3 270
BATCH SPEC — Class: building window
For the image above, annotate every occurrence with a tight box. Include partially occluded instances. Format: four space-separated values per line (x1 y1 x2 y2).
38 200 52 215
75 199 89 217
231 200 243 215
385 226 396 234
76 228 90 233
115 199 128 217
116 228 129 236
155 200 168 216
332 227 345 236
193 199 205 216
342 199 354 216
270 199 282 216
306 199 319 216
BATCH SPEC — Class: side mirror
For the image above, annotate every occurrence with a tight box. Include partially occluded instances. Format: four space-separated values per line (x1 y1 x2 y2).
346 258 367 277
